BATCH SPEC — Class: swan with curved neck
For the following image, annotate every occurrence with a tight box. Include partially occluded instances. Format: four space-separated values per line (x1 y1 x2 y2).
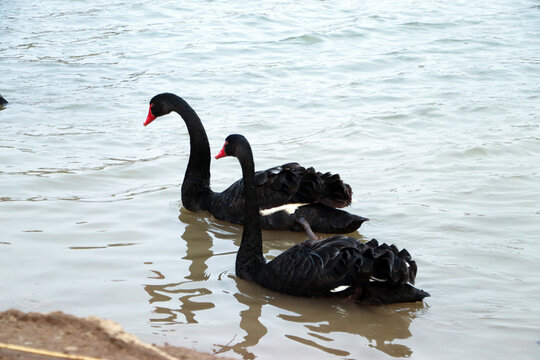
216 134 429 304
144 93 368 240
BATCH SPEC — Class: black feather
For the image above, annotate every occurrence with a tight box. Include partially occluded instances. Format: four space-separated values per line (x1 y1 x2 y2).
145 93 368 237
222 134 430 305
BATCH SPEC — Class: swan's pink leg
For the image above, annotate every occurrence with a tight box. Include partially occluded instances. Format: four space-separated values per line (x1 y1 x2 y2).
296 217 321 241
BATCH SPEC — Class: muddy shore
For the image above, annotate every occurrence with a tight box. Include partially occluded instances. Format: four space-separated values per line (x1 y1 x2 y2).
0 309 233 360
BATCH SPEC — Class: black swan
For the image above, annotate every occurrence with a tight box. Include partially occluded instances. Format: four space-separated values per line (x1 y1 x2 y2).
144 93 368 240
0 94 7 107
215 134 429 304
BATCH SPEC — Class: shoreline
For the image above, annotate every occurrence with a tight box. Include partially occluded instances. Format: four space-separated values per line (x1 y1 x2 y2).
0 309 233 360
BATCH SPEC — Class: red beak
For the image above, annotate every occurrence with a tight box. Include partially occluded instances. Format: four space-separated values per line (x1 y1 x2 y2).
143 106 156 126
215 145 227 159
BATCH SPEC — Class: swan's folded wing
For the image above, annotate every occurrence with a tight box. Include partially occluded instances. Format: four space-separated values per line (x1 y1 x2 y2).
213 163 356 228
261 236 361 296
257 163 353 210
214 164 303 219
260 237 422 300
255 163 304 209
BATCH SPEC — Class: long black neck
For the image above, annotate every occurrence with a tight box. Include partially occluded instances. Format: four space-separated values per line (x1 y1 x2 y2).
236 141 266 280
168 95 212 211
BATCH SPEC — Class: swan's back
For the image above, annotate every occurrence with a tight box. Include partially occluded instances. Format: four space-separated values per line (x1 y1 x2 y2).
255 237 429 304
208 163 356 227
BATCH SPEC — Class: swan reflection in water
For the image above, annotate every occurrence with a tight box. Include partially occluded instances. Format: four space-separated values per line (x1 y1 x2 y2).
144 207 426 358
143 209 222 325
215 276 426 359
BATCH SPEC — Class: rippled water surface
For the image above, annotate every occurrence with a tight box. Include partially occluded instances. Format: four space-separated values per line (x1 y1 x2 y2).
1 1 540 359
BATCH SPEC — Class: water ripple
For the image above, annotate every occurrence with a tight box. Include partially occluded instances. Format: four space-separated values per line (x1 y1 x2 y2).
2 1 540 359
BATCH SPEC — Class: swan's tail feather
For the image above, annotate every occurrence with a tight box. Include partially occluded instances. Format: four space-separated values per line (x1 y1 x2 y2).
292 167 325 204
318 172 353 208
352 239 429 304
282 167 353 208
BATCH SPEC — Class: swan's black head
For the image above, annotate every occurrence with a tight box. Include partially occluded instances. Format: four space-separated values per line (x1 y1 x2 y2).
215 134 249 160
144 93 177 126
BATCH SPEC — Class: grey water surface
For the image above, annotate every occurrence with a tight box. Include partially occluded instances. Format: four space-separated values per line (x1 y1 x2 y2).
1 1 539 359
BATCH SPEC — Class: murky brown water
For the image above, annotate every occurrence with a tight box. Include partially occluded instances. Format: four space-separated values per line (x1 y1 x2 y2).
1 1 540 359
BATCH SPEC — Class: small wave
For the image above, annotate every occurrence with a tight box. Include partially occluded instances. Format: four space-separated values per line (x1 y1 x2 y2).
0 153 173 177
401 21 454 29
280 34 323 45
69 242 138 250
0 183 179 203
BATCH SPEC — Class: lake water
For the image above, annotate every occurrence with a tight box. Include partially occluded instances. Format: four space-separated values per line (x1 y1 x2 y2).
1 1 539 359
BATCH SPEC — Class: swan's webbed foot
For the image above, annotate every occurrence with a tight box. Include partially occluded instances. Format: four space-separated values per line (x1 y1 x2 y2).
296 216 321 240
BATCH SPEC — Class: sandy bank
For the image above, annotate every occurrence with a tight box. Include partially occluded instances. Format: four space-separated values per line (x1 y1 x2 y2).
0 309 233 360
